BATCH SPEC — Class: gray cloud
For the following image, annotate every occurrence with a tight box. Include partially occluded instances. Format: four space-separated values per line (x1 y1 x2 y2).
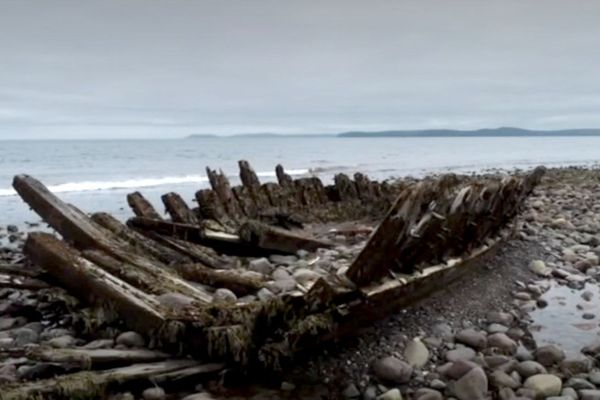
1 0 600 139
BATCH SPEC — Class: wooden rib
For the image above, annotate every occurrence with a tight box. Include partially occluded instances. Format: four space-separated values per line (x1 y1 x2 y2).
127 191 162 219
172 263 263 296
161 192 199 224
27 347 171 369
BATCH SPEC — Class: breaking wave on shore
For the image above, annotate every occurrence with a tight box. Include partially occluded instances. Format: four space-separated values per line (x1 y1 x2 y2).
0 168 310 197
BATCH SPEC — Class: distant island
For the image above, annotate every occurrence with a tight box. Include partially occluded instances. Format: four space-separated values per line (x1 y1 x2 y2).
187 127 600 139
338 127 600 137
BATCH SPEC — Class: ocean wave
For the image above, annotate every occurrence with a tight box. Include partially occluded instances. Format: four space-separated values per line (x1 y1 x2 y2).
0 168 310 197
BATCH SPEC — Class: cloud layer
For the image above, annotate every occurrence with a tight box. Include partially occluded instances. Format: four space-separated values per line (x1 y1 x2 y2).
1 0 600 139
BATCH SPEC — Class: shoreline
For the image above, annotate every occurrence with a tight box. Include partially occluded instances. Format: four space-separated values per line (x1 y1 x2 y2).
2 167 600 399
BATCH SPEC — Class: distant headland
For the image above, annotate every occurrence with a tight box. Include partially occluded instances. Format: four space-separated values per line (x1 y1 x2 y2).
187 127 600 139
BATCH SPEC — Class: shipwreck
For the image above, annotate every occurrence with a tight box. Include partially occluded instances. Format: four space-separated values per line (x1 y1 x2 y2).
0 161 545 399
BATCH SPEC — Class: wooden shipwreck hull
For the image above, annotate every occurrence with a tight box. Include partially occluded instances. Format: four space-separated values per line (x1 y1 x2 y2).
8 161 546 373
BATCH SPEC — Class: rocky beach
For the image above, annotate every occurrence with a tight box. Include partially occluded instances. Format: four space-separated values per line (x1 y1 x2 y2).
2 166 600 400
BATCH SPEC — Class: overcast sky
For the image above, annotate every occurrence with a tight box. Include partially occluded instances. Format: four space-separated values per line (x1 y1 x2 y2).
1 1 600 139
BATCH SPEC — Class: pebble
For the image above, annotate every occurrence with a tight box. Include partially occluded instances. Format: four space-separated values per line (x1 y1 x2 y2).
453 366 488 400
213 288 237 303
529 260 551 276
47 335 76 348
487 333 517 355
157 292 194 310
142 387 166 400
515 360 547 378
116 331 145 348
248 258 274 275
12 327 39 346
404 338 429 368
523 374 562 398
377 388 402 400
455 329 487 349
371 356 413 384
445 347 477 362
535 344 566 367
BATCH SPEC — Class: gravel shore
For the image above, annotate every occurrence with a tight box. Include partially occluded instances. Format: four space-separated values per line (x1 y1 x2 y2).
2 166 600 400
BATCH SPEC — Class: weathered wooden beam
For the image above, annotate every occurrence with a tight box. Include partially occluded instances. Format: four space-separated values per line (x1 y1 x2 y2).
127 217 274 257
27 347 171 369
206 167 244 221
24 233 167 333
91 212 191 265
172 263 263 296
161 192 199 224
127 191 162 219
238 220 333 254
275 164 293 188
0 359 201 400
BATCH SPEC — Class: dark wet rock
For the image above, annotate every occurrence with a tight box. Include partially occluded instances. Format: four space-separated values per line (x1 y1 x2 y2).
535 344 566 367
371 356 413 384
453 366 488 400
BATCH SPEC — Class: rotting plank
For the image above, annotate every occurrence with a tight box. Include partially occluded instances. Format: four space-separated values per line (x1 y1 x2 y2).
238 220 333 253
27 347 171 369
0 359 200 400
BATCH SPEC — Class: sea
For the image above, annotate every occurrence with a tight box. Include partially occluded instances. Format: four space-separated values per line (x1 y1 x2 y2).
1 136 599 228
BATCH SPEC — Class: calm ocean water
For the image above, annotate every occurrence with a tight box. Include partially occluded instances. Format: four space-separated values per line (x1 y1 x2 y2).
1 136 599 228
